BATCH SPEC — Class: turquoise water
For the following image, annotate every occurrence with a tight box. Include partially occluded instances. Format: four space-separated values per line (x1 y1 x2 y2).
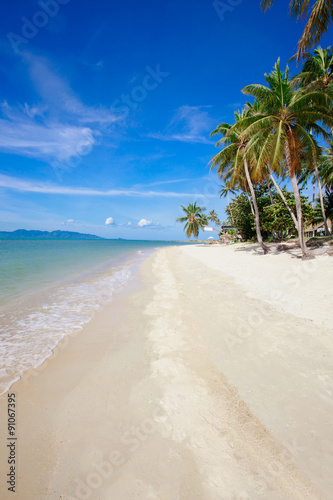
0 239 183 394
0 239 180 303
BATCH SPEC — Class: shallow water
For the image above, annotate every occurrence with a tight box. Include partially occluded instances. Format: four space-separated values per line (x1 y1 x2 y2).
0 239 182 394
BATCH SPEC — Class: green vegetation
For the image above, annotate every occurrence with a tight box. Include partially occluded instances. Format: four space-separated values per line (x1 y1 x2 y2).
176 202 208 239
176 203 222 240
226 184 315 241
177 7 333 252
261 0 333 61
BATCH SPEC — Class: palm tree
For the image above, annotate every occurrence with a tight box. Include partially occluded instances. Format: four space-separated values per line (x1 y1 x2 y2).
176 202 207 239
207 210 221 227
292 46 333 234
321 138 333 187
219 181 236 205
291 46 333 89
241 60 333 256
210 113 270 254
219 181 237 223
261 0 333 61
324 185 333 220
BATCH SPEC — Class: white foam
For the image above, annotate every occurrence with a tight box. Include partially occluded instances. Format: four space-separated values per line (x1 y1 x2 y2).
0 265 132 395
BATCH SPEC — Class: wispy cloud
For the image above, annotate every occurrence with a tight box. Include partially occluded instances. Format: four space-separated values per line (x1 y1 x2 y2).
148 105 215 144
136 178 193 188
0 173 216 198
0 53 120 166
0 103 95 162
25 53 117 125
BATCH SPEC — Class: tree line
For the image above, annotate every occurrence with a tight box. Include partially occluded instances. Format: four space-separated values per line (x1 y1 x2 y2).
177 46 333 257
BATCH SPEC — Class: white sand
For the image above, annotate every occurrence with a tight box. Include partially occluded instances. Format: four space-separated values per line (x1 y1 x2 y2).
0 244 332 499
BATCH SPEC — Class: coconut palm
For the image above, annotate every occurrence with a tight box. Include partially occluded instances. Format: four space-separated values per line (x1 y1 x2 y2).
176 202 207 239
291 46 333 89
261 0 333 61
324 185 333 220
219 181 236 205
292 46 333 234
210 113 270 254
299 160 330 232
321 138 333 187
207 210 221 227
219 180 237 223
241 60 333 256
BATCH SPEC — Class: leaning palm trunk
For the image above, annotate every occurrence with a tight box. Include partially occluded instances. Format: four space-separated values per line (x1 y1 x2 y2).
244 159 270 254
314 163 330 235
269 173 298 229
267 179 274 204
245 189 255 216
284 142 309 256
227 192 235 224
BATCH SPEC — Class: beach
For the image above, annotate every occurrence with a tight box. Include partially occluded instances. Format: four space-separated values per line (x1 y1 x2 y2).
0 243 332 499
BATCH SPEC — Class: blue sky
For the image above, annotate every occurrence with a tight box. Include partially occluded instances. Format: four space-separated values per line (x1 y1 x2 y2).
1 0 332 239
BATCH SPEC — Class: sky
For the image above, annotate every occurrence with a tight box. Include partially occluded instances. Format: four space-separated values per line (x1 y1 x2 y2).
1 0 332 240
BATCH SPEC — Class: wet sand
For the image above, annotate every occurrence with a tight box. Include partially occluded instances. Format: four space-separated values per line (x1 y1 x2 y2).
0 244 332 499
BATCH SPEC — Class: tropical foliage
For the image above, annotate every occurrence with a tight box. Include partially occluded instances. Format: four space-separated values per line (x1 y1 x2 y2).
226 184 315 241
176 204 223 239
210 111 270 253
177 39 333 255
176 202 207 239
208 49 333 257
261 0 333 61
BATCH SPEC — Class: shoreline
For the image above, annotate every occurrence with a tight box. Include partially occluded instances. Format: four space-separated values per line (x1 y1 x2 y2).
0 244 163 396
0 244 332 499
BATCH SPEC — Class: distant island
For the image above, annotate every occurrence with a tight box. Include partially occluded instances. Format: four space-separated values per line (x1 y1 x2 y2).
0 230 105 240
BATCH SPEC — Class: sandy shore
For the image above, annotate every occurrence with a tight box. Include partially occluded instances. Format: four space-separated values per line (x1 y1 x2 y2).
0 243 332 499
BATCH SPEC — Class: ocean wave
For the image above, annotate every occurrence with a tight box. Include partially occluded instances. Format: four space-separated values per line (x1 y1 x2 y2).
0 265 131 395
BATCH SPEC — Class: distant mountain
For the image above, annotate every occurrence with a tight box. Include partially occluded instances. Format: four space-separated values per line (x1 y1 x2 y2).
0 229 105 240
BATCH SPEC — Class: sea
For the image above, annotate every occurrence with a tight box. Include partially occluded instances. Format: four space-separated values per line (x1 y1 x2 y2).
0 239 183 395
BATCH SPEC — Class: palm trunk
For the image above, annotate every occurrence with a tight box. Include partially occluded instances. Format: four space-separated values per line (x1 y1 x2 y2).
269 173 298 229
314 163 330 235
267 179 274 204
245 189 255 216
312 182 315 209
227 192 235 224
244 159 269 254
284 141 309 257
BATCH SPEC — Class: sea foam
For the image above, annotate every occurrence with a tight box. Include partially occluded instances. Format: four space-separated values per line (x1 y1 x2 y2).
0 264 131 395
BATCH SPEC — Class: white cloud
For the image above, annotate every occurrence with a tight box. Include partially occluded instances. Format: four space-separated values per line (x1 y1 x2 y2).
138 219 152 227
0 54 120 165
105 217 114 225
61 218 75 225
0 105 95 163
148 105 215 144
25 53 117 125
127 222 132 226
0 174 217 198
